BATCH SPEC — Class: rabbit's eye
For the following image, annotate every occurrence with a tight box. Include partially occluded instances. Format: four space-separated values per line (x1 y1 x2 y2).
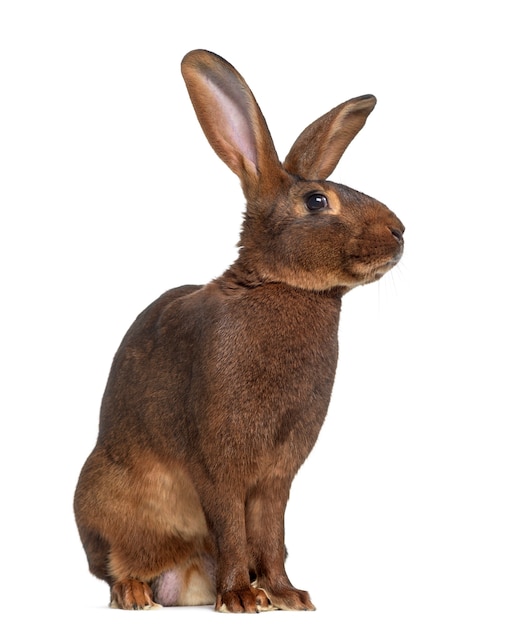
305 193 328 212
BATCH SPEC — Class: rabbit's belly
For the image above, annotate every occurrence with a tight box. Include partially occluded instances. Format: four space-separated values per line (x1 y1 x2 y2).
153 554 216 606
153 569 182 605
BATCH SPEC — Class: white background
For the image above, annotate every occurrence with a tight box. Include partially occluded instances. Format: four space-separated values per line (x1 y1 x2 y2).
1 1 516 624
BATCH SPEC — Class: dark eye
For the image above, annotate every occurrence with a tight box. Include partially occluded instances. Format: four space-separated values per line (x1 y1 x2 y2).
305 193 328 212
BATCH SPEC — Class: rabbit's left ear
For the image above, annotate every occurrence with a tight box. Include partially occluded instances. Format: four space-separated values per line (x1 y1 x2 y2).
283 95 377 180
181 50 281 187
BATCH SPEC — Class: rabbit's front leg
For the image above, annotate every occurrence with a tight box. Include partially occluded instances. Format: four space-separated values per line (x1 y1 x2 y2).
204 494 272 613
245 478 316 611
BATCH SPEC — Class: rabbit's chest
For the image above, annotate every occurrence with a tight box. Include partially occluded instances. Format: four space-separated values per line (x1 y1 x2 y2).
211 307 338 391
200 304 340 455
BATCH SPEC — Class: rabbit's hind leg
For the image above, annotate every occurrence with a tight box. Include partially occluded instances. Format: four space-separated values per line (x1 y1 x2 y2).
107 532 215 609
110 578 158 610
75 448 213 609
108 553 216 610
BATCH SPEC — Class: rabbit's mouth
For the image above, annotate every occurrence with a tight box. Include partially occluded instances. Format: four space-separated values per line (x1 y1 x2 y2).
374 257 401 280
385 244 404 267
353 245 404 285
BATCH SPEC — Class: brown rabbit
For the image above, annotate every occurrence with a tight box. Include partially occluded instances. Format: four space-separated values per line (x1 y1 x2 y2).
74 49 404 613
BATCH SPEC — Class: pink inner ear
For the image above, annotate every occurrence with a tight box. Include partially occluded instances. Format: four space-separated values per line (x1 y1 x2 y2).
206 77 258 168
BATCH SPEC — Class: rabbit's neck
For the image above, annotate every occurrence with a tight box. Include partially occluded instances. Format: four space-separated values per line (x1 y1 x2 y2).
218 263 349 299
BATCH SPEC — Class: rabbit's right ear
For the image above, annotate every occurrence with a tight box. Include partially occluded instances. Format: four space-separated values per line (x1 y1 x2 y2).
181 50 281 190
283 95 377 180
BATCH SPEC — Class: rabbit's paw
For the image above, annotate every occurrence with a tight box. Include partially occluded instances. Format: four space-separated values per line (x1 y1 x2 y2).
216 587 273 613
110 578 161 610
264 586 316 611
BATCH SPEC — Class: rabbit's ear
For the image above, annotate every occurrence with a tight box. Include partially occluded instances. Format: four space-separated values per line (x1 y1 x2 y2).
181 50 281 187
283 95 377 180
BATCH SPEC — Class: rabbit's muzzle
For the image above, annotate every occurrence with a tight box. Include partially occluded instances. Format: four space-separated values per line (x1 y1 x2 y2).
343 210 405 286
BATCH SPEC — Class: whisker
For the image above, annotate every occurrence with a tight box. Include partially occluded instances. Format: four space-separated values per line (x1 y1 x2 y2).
377 261 405 314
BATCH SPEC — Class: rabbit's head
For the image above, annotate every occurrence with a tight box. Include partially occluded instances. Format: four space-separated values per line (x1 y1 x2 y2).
181 50 404 292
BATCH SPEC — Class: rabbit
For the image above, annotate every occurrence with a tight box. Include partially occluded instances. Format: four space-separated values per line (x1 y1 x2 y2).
73 49 404 614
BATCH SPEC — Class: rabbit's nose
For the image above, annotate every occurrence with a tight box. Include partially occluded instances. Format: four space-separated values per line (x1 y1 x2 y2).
390 227 404 243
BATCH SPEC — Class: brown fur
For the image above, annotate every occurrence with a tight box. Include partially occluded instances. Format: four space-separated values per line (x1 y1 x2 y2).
74 50 404 613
